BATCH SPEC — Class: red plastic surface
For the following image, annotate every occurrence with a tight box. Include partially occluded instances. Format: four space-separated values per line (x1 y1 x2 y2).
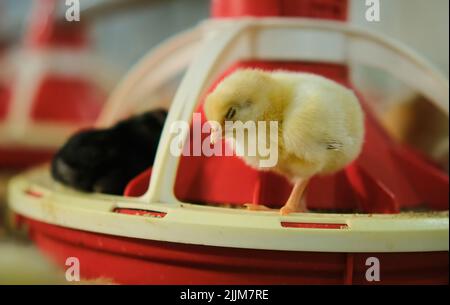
24 188 44 198
124 168 152 197
0 147 54 169
280 222 348 229
114 208 167 218
26 0 87 48
211 0 348 21
22 217 449 284
31 75 105 124
393 145 449 211
0 83 10 120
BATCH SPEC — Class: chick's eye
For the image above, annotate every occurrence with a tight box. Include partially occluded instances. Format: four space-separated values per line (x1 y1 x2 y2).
225 107 236 120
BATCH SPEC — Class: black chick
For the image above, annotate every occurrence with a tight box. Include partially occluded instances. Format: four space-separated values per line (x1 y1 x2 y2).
51 109 167 195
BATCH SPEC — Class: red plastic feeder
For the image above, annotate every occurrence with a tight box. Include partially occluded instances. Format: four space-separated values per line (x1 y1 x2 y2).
8 0 449 284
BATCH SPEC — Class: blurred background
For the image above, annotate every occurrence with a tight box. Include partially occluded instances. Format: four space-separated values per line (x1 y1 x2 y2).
0 0 448 284
2 0 447 76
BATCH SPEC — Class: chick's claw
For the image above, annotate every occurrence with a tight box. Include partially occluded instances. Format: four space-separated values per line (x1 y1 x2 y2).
279 204 309 215
244 204 273 211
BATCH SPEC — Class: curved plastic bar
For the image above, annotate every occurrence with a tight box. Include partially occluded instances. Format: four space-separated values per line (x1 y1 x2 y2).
145 20 252 204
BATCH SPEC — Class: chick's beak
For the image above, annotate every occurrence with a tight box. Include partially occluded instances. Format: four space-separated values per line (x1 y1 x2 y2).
210 126 219 145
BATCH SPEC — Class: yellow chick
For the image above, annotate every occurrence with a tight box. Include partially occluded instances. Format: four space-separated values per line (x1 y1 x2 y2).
204 69 365 215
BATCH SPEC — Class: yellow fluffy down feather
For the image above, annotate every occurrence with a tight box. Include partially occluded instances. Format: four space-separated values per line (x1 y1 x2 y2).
204 69 365 183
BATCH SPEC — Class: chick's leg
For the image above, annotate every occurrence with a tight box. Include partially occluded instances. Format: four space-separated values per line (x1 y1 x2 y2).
280 178 309 215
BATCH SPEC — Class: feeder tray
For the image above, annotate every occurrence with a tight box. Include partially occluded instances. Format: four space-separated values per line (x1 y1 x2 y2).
8 17 449 284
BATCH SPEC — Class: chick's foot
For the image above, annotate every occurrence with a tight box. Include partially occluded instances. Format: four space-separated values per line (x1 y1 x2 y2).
279 178 310 215
279 203 309 215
